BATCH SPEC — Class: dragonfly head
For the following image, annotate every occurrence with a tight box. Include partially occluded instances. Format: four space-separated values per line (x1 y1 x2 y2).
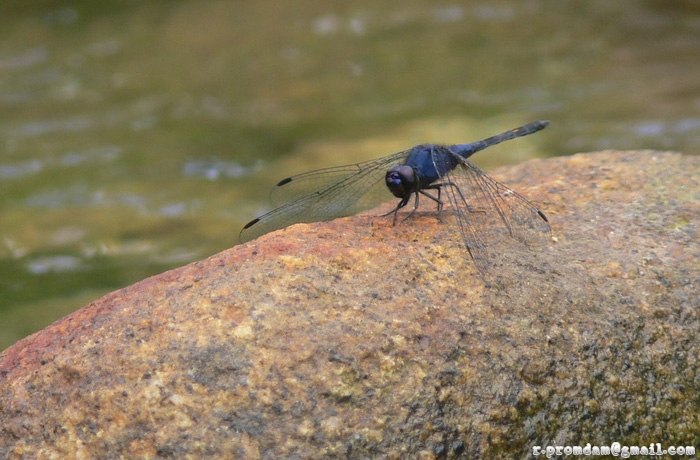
385 165 418 199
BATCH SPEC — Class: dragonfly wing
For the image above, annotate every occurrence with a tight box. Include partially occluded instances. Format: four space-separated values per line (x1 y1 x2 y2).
240 150 411 243
439 173 491 273
459 161 551 241
270 165 369 206
437 153 551 273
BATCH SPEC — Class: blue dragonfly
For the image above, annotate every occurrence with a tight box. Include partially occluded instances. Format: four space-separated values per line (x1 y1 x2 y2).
240 120 551 274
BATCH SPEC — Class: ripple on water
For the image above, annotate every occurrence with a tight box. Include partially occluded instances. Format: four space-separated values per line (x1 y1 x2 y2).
25 255 84 274
0 160 43 179
182 158 261 180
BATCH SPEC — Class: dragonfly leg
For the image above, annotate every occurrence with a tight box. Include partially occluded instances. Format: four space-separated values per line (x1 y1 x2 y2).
403 182 449 222
419 183 444 213
380 196 411 225
399 192 422 223
399 184 445 224
380 183 449 226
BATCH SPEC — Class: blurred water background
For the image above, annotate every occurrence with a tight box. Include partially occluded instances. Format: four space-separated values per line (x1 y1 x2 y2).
1 0 699 349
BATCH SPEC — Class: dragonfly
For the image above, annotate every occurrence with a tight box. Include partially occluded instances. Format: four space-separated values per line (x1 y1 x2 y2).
240 120 551 274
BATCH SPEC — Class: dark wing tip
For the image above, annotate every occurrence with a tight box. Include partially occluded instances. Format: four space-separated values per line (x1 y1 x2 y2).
276 177 293 186
239 218 261 243
242 217 260 230
537 210 549 223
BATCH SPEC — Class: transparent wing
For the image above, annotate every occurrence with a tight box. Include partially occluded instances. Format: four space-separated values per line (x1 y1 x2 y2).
239 150 412 243
436 153 551 274
269 165 371 207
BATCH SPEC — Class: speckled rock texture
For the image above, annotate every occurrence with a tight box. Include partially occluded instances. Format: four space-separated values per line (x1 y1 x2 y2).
1 151 698 459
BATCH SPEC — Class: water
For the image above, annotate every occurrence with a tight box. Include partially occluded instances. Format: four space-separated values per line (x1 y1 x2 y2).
1 0 699 349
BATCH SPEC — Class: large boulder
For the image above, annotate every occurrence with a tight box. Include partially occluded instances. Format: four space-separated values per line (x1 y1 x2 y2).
1 151 697 458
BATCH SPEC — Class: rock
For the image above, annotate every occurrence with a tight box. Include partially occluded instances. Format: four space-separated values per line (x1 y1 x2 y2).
1 151 698 459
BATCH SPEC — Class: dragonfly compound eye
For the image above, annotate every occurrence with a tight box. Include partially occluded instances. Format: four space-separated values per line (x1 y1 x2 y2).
385 165 417 199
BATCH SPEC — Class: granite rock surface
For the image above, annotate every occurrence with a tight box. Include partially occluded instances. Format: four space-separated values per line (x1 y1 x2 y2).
0 151 698 459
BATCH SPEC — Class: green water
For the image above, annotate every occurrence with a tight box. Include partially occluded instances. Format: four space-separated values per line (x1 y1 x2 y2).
1 0 699 350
